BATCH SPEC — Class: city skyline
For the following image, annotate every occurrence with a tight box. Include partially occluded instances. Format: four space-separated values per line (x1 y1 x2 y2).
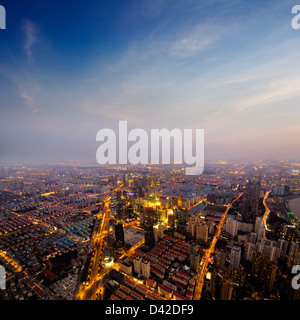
0 160 300 301
1 0 300 163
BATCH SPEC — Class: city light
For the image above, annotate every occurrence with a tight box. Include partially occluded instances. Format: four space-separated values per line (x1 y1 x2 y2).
0 160 298 302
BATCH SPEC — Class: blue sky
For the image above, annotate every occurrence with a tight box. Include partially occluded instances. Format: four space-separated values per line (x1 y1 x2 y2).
0 0 300 163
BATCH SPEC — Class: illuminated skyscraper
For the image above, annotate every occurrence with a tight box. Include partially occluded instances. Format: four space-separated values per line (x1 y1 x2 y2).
167 209 175 229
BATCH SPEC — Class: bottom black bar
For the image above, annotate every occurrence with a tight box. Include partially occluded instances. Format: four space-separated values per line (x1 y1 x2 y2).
0 300 297 319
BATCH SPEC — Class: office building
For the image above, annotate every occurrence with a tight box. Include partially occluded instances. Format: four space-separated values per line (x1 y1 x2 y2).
251 252 276 291
196 221 208 243
210 269 234 300
134 257 142 274
115 221 125 248
141 259 151 278
241 181 261 223
229 246 241 269
144 224 156 249
224 218 238 237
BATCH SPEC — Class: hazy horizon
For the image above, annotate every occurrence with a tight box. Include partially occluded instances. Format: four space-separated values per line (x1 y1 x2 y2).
1 0 300 164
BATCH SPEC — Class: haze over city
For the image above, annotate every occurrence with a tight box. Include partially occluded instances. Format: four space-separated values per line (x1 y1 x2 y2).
0 0 300 163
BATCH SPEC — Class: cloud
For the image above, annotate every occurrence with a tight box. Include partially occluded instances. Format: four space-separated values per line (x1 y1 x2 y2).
169 23 227 57
0 67 43 113
233 76 300 113
21 19 41 61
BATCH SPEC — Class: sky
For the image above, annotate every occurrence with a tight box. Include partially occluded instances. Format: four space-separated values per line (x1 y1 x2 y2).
0 0 300 164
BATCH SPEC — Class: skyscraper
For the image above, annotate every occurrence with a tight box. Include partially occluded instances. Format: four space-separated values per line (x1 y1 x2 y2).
241 181 261 223
144 224 156 249
141 259 151 278
134 257 142 274
255 217 265 241
229 246 241 269
251 252 276 291
224 218 238 237
115 221 125 248
196 221 208 243
210 269 234 300
167 209 175 229
189 242 200 271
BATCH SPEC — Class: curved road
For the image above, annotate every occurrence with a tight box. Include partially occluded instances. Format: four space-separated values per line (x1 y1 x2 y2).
193 193 243 300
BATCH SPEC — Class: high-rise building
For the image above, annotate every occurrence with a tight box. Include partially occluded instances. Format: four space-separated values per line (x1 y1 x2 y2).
251 252 276 291
215 249 226 268
144 224 156 249
141 259 151 278
278 239 289 260
241 181 261 223
134 257 142 274
158 223 164 240
187 215 197 237
223 269 246 288
254 217 263 234
189 242 200 271
255 217 265 241
229 246 241 269
167 209 175 229
224 218 238 237
139 210 145 226
110 195 117 216
249 232 257 244
287 242 300 268
245 242 256 261
210 269 234 300
196 221 208 243
115 221 125 248
283 225 298 243
188 215 208 241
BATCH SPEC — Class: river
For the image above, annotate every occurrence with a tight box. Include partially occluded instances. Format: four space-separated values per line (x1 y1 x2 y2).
288 197 300 219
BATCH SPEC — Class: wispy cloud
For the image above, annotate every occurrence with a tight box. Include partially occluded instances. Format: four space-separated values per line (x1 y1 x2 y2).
21 19 41 62
169 23 228 57
0 65 43 113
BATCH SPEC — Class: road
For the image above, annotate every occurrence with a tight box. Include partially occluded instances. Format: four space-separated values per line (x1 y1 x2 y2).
193 193 243 300
75 195 111 300
76 184 125 300
90 196 111 299
262 190 271 231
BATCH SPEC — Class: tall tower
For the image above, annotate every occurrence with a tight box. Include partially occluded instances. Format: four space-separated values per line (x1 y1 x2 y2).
144 224 156 249
115 221 125 248
251 252 276 291
210 269 234 300
241 181 261 223
229 246 241 269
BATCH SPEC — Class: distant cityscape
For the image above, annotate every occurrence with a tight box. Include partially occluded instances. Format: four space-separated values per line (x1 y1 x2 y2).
0 160 299 300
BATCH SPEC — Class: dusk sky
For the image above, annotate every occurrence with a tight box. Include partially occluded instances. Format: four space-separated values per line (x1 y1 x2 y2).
0 0 300 163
